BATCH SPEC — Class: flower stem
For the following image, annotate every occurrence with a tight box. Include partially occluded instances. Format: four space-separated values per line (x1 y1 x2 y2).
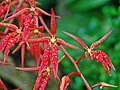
59 45 92 90
58 55 66 63
76 54 85 64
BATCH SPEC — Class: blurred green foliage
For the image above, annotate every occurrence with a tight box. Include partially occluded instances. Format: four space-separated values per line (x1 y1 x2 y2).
0 0 120 90
56 0 120 90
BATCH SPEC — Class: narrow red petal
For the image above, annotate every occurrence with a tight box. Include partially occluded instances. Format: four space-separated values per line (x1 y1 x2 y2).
12 41 24 54
101 50 115 70
90 30 112 50
36 7 51 16
0 33 14 52
40 44 51 74
91 50 114 75
51 45 59 78
23 14 32 39
27 42 42 66
36 26 44 31
63 31 88 50
27 37 50 42
2 8 30 22
40 75 50 90
57 38 81 50
85 51 89 60
3 1 11 20
51 8 56 37
33 72 43 90
16 67 40 72
39 15 52 36
0 23 18 31
33 15 38 27
21 44 25 68
17 3 29 28
102 61 111 75
4 37 19 63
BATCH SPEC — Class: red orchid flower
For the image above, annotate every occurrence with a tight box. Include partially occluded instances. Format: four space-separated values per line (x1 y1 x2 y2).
27 8 80 49
0 11 45 66
0 23 20 64
26 8 80 78
63 30 115 75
